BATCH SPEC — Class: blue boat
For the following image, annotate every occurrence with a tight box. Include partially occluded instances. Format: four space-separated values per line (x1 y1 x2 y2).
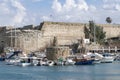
74 59 94 65
0 57 5 61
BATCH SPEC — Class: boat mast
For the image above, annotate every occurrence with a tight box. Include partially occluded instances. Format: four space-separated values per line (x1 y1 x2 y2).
94 21 96 44
11 26 13 48
14 25 17 48
93 21 96 52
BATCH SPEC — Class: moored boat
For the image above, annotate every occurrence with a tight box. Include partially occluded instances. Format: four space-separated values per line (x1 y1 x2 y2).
74 58 94 65
47 60 54 66
16 57 32 67
101 53 114 63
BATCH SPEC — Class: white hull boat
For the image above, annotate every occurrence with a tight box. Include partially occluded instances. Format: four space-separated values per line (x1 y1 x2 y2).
17 62 32 67
65 59 75 65
101 57 114 63
21 63 31 67
47 60 54 66
101 53 115 63
93 59 101 64
5 59 20 65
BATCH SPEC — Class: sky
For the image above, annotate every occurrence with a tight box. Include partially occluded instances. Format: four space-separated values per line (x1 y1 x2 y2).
0 0 120 27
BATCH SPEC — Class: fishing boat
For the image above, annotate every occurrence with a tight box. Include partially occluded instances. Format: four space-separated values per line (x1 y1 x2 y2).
74 58 94 65
74 55 94 65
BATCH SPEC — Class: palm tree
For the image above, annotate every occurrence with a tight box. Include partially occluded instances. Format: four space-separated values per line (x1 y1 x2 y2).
106 17 112 24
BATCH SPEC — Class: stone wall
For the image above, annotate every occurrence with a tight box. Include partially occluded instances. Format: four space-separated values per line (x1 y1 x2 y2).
0 21 120 54
41 21 85 45
46 46 70 60
16 30 50 54
97 24 120 38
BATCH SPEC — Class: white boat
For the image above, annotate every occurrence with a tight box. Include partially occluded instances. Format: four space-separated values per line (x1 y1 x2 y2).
47 60 54 66
18 62 31 67
5 59 20 65
85 52 103 64
16 57 32 67
40 61 47 66
101 53 114 63
93 59 101 64
32 59 39 66
65 58 75 65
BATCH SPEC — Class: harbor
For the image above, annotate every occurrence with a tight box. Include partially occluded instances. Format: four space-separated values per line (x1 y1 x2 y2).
0 0 120 80
0 46 120 67
0 21 120 67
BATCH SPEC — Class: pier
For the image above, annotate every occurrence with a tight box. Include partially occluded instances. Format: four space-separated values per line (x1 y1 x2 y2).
89 46 120 53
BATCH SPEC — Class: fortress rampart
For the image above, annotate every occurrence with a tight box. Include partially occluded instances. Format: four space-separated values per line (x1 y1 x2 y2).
0 21 120 53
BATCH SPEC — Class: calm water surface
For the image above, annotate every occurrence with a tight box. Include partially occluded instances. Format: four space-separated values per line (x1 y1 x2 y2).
0 62 120 80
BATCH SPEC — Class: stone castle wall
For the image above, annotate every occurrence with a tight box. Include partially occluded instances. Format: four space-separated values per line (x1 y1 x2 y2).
0 21 120 54
97 24 120 38
41 21 120 45
41 21 85 45
15 30 51 54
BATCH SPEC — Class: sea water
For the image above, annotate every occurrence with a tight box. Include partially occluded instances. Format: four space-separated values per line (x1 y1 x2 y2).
0 62 120 80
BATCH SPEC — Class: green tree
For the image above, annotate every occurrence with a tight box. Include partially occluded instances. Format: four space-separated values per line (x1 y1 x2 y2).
89 21 95 42
95 26 106 44
88 21 106 44
106 17 112 24
84 24 89 38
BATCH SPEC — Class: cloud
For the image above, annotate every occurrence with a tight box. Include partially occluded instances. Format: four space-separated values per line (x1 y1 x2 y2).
52 0 89 13
76 0 88 11
1 0 120 27
0 0 26 26
103 0 120 11
11 0 26 25
0 2 10 14
52 0 62 13
41 0 120 24
49 0 96 23
63 0 76 12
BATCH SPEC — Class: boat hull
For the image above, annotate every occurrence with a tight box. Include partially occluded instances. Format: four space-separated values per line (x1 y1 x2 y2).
75 59 94 65
18 63 32 67
101 57 114 63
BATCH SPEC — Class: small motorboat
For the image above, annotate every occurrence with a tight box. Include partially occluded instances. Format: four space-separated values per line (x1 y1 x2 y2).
101 53 114 63
16 57 32 67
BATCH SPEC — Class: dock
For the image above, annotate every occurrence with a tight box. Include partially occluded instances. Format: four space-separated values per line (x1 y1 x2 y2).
89 46 120 53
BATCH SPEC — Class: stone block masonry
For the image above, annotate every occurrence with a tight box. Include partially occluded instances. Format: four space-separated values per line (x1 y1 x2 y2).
0 21 120 54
